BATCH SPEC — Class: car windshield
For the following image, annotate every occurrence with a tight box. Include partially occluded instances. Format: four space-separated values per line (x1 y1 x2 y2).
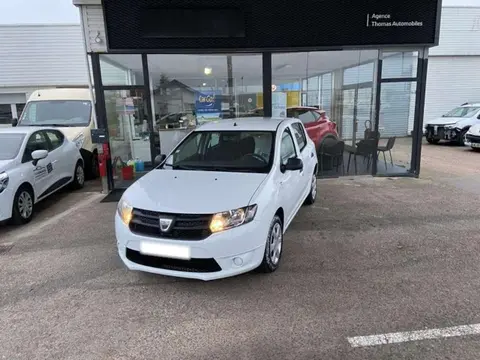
443 106 480 118
0 133 26 160
18 100 92 127
162 130 275 173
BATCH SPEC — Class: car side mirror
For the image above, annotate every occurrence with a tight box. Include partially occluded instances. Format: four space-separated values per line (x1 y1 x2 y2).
154 154 166 166
11 118 18 127
282 157 303 172
31 149 48 166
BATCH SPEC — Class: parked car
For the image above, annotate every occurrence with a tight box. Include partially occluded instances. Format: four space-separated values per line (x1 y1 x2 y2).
115 117 318 281
13 88 99 179
247 106 339 153
465 123 480 151
0 127 84 225
424 102 480 145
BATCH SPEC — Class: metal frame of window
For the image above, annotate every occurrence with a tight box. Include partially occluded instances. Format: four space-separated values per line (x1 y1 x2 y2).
89 46 429 190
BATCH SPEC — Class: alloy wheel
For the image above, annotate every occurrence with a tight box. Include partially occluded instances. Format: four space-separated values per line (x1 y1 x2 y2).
269 222 283 265
311 174 317 199
18 191 33 219
76 165 85 186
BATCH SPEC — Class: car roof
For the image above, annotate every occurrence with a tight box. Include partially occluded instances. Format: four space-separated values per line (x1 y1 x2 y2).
0 126 59 135
196 117 297 131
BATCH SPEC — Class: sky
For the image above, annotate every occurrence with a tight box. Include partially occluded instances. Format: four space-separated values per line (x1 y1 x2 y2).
0 0 479 24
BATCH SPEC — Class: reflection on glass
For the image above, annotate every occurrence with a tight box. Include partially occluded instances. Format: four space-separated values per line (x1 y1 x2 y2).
147 54 263 154
104 89 153 187
382 52 418 79
100 54 144 86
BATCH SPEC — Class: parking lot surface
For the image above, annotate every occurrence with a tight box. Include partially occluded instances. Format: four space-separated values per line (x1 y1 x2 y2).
1 144 480 360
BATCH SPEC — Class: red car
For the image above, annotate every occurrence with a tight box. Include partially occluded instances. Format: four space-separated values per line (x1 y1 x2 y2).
247 106 339 152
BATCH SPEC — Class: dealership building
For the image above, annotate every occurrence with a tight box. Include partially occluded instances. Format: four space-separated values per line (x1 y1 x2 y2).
2 1 479 190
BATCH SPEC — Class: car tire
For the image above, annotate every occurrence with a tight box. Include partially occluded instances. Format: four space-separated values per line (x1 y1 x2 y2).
458 130 468 146
304 171 317 205
10 185 35 225
86 152 99 180
256 215 284 274
70 161 85 190
426 137 440 145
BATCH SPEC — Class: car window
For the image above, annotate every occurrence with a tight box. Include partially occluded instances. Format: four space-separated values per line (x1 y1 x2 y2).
287 109 317 124
45 130 64 151
280 129 297 165
22 131 49 163
443 106 480 118
291 123 307 151
0 133 26 160
165 130 275 173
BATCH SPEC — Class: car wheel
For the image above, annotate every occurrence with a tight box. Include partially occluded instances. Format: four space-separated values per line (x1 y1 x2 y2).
256 215 283 273
458 130 468 146
11 186 34 225
304 172 317 205
71 161 85 190
86 152 99 180
426 137 440 145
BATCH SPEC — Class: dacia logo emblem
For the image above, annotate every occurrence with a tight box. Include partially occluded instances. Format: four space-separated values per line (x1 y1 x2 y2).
159 217 174 232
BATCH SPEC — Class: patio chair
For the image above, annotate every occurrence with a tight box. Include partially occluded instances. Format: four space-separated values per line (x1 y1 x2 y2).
377 136 396 169
346 138 378 174
319 139 345 176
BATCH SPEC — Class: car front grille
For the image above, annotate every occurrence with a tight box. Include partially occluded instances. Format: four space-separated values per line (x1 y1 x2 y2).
126 248 221 273
129 208 212 240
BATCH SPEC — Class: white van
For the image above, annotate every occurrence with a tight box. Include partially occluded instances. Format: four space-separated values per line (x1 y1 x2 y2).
13 88 99 179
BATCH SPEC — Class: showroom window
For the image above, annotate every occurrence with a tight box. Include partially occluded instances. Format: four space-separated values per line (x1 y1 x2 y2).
0 104 12 124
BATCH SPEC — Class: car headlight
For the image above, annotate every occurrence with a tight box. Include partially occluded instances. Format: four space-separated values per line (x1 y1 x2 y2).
73 133 85 149
0 172 8 194
117 199 133 226
209 204 258 233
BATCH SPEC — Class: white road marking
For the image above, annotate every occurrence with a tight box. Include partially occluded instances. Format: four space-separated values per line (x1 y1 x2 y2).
348 324 480 348
11 192 104 241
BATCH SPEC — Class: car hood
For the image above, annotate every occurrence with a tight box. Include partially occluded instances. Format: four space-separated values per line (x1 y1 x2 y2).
123 169 268 214
0 160 16 173
426 117 471 127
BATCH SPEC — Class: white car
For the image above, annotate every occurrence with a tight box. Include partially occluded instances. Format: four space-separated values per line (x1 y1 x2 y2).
424 102 480 145
0 127 85 225
465 123 480 151
116 117 318 281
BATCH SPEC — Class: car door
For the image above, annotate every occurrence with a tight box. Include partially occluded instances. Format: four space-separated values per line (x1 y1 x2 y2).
43 130 70 185
22 131 54 200
279 127 302 222
291 122 314 197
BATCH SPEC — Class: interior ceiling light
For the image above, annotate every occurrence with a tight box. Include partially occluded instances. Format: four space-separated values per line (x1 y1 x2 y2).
204 67 212 75
202 83 207 86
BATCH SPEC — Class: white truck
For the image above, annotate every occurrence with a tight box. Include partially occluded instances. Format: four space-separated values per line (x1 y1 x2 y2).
12 88 99 179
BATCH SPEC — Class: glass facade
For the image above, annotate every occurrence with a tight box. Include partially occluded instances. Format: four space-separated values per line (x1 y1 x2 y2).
90 48 428 189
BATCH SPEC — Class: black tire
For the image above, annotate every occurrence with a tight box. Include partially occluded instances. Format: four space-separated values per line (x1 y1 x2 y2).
304 171 317 205
86 152 99 180
10 185 34 225
426 137 440 145
458 129 468 146
70 161 85 190
256 215 284 273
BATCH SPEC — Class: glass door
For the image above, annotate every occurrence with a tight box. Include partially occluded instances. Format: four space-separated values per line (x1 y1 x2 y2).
104 88 154 189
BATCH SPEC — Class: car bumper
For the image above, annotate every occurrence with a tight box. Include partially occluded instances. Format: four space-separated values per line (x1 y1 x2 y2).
115 214 269 281
466 134 480 148
0 188 15 222
425 126 461 141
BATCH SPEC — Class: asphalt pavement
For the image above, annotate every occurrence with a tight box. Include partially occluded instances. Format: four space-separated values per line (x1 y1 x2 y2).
1 149 480 359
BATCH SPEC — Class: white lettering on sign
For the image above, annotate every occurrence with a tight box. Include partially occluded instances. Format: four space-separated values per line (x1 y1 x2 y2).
366 13 423 28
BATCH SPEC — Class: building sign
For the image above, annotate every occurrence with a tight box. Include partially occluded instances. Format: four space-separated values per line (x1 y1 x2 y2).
102 0 441 51
195 91 221 122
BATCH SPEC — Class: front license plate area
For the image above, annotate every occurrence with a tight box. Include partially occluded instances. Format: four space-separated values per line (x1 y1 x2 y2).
471 142 480 148
139 242 191 260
